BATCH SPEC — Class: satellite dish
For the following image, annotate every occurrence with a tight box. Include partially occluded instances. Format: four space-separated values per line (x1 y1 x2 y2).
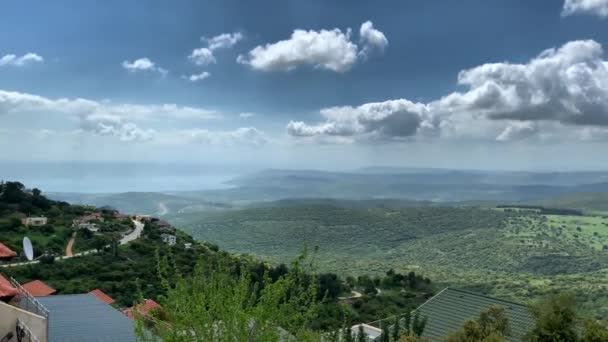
23 237 34 261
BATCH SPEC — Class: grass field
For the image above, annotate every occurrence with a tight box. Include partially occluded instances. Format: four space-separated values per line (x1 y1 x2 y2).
169 205 608 320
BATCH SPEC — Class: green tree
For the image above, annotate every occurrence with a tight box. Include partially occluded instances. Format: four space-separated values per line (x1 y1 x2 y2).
526 294 578 342
135 252 323 342
581 320 608 342
357 325 367 342
445 306 509 342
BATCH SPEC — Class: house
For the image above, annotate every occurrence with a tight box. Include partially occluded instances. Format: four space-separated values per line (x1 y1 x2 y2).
88 289 115 305
37 294 136 341
0 242 18 261
114 213 130 220
184 242 193 249
157 220 175 233
122 299 161 320
76 222 99 232
21 216 48 227
161 233 177 246
403 288 534 341
22 280 57 297
0 274 18 302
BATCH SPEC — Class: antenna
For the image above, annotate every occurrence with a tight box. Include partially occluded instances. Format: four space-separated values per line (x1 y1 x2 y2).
23 237 34 261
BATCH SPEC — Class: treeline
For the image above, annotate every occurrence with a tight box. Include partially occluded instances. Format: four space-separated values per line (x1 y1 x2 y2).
496 204 583 216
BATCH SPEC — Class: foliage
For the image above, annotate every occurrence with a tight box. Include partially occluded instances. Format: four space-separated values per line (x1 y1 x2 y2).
134 251 324 342
445 306 509 342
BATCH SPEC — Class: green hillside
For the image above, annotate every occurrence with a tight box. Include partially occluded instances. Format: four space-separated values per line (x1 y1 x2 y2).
170 204 608 320
532 192 608 213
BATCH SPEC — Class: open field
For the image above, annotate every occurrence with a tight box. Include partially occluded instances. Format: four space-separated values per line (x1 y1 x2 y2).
169 204 608 320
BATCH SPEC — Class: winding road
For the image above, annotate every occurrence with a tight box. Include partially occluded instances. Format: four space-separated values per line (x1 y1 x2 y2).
1 219 145 268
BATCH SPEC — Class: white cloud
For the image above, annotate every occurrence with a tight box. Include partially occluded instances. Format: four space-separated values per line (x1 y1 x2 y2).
239 112 255 118
359 21 388 58
184 71 211 82
238 27 359 72
0 53 44 67
122 57 167 76
188 32 243 67
563 0 608 17
189 48 216 66
495 121 539 142
288 40 608 143
287 99 437 141
438 40 608 126
203 32 244 50
184 127 267 146
0 90 218 142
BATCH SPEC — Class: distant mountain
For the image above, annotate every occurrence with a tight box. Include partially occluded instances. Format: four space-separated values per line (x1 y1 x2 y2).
47 191 231 215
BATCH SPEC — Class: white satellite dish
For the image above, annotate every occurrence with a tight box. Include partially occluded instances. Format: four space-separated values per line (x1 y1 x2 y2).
23 237 34 261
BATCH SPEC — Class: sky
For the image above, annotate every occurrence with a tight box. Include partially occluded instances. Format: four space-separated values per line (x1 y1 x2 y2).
2 0 608 171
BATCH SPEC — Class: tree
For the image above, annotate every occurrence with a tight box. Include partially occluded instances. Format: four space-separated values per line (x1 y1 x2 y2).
581 320 608 341
411 312 427 337
357 325 367 342
135 251 323 342
526 294 578 342
445 306 508 342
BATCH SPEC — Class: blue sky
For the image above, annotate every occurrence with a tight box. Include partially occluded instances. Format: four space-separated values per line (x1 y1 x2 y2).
2 0 608 171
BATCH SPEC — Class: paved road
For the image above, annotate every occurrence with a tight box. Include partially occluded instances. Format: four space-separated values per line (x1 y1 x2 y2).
119 220 144 245
1 219 144 268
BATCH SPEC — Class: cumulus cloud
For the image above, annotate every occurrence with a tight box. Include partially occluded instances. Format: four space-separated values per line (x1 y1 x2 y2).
189 48 216 66
438 40 608 126
203 32 244 50
359 21 388 58
0 53 43 67
288 40 608 143
238 27 358 72
189 32 243 66
122 57 168 76
184 127 267 146
0 89 218 142
184 71 211 82
562 0 608 17
239 112 255 118
287 99 436 141
238 21 388 72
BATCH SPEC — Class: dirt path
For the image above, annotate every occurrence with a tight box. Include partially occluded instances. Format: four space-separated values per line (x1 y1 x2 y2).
65 232 76 257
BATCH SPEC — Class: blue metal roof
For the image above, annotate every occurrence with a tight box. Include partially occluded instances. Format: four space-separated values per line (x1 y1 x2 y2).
37 294 136 342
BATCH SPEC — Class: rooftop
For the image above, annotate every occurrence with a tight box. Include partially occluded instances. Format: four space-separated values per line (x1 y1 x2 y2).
89 289 116 305
0 273 18 300
123 299 161 320
0 242 18 259
37 294 136 342
22 280 57 297
412 288 534 342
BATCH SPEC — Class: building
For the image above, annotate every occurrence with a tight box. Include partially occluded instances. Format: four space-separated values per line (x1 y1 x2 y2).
37 294 136 341
75 222 99 232
0 242 18 261
22 280 57 297
1 277 136 342
21 217 48 227
0 273 18 301
114 213 130 220
88 289 116 305
161 233 177 246
123 299 161 320
406 288 534 341
135 215 152 222
184 242 193 249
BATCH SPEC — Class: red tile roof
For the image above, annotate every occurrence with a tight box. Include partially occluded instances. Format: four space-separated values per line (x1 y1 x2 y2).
123 299 161 319
22 280 56 297
0 242 17 259
0 274 18 299
88 289 115 305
